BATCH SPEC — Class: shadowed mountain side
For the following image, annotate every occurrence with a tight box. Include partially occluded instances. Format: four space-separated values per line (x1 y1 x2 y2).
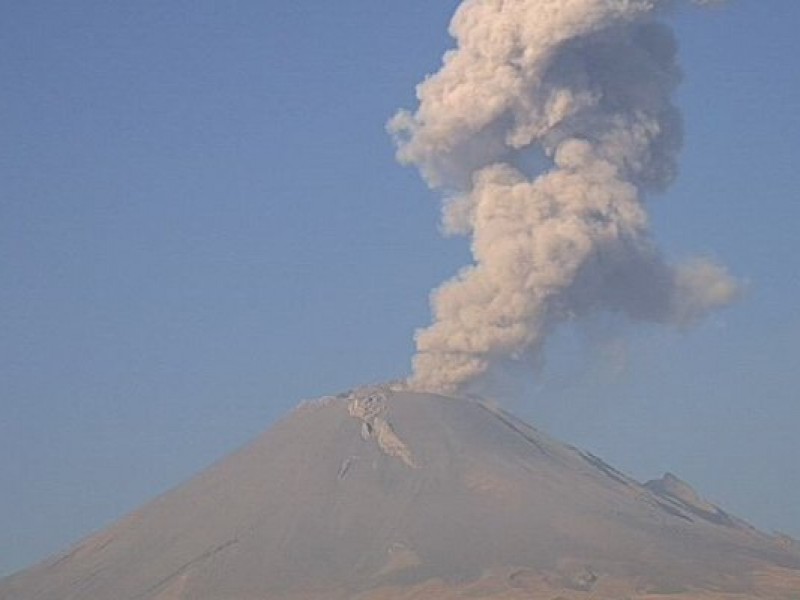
2 387 799 599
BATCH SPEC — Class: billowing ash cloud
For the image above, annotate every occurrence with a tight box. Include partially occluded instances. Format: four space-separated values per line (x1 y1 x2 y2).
389 0 738 396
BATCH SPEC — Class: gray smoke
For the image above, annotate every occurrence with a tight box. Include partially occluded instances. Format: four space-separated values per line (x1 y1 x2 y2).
390 0 738 395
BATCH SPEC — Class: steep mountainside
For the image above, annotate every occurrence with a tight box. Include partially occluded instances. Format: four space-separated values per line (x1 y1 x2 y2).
2 386 799 599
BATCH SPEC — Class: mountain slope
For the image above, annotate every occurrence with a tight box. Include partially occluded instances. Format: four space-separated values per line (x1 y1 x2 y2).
2 386 799 599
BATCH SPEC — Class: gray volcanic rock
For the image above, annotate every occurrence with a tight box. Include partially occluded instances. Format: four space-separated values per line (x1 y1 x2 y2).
2 386 799 599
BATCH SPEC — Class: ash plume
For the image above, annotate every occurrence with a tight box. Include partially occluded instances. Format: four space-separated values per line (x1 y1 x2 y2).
390 0 738 396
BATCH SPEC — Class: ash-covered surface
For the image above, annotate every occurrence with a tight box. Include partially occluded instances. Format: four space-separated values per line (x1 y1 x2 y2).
2 387 799 599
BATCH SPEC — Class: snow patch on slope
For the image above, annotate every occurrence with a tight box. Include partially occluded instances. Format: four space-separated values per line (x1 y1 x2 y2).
347 387 417 468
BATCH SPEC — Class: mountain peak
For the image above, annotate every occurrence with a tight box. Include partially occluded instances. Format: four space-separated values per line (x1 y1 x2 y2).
645 471 743 529
2 388 799 599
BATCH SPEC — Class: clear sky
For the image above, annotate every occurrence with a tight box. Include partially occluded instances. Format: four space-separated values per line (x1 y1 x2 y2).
2 0 799 578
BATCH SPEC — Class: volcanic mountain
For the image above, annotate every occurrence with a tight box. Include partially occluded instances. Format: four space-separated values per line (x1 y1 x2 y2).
2 386 799 599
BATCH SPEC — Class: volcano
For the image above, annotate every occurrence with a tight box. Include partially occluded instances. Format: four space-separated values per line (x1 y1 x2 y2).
2 386 799 599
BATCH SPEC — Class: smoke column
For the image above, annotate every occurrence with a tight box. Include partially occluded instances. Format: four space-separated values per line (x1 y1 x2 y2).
390 0 738 396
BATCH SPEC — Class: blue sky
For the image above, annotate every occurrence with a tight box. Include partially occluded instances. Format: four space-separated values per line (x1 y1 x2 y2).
2 1 799 577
